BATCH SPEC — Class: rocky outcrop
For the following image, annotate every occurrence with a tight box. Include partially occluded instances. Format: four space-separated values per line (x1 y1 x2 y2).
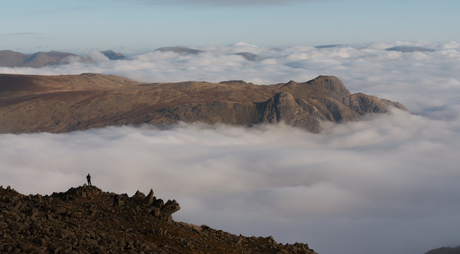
258 92 320 132
0 73 407 134
341 92 406 115
143 189 155 206
0 185 316 254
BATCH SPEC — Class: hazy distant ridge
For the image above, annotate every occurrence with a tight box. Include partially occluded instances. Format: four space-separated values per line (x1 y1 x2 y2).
0 50 127 68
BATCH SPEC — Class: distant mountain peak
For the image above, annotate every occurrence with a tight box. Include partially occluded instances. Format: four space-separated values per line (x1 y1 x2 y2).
101 50 126 60
0 74 407 134
385 46 435 52
156 46 203 55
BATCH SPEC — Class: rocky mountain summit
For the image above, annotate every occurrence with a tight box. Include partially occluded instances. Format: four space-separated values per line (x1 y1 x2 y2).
0 73 407 134
0 185 316 254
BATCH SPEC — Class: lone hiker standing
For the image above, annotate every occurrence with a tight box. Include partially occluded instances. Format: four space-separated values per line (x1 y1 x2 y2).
86 173 92 186
113 194 119 207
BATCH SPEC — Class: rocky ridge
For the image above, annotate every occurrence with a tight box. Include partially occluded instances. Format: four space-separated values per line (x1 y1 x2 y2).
0 185 316 254
0 73 407 134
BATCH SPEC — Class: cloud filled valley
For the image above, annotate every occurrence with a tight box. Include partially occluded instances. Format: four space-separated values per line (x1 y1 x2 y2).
2 41 460 254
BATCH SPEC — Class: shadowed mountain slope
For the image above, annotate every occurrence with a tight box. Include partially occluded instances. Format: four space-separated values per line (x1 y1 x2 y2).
385 46 435 52
0 74 407 134
101 50 126 60
156 47 203 55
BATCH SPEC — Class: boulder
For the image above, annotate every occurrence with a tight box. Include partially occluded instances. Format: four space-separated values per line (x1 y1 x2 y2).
131 190 145 203
160 199 181 217
152 199 164 209
143 189 154 206
58 228 75 239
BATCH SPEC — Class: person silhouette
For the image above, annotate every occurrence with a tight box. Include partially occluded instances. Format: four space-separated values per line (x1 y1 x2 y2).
113 194 119 207
86 173 92 186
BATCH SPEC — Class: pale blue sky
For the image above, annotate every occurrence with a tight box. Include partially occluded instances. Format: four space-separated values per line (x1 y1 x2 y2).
1 0 459 53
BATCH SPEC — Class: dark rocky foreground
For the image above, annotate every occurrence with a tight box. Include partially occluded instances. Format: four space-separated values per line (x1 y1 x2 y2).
0 185 316 254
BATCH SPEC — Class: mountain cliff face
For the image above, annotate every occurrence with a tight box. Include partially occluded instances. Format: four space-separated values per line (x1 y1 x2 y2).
258 92 320 132
0 73 407 134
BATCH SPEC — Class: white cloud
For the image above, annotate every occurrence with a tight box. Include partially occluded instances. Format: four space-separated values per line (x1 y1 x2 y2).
1 41 460 254
88 50 109 62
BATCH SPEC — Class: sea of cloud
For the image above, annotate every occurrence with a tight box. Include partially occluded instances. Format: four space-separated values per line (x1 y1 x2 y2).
1 41 460 254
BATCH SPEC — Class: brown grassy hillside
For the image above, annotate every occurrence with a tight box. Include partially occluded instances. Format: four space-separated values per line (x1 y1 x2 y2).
0 73 407 134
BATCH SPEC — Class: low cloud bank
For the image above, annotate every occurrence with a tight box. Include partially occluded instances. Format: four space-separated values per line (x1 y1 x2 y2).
2 109 460 254
1 41 460 254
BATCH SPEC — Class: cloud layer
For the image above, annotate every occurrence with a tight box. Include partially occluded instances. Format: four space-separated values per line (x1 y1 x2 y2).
1 41 460 254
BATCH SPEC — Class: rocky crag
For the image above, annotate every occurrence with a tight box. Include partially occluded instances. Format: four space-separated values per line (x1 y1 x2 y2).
0 73 406 134
0 185 316 254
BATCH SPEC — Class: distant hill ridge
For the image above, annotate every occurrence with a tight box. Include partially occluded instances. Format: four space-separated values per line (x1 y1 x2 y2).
0 50 78 68
1 45 437 68
0 74 407 134
0 50 126 68
0 47 267 67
